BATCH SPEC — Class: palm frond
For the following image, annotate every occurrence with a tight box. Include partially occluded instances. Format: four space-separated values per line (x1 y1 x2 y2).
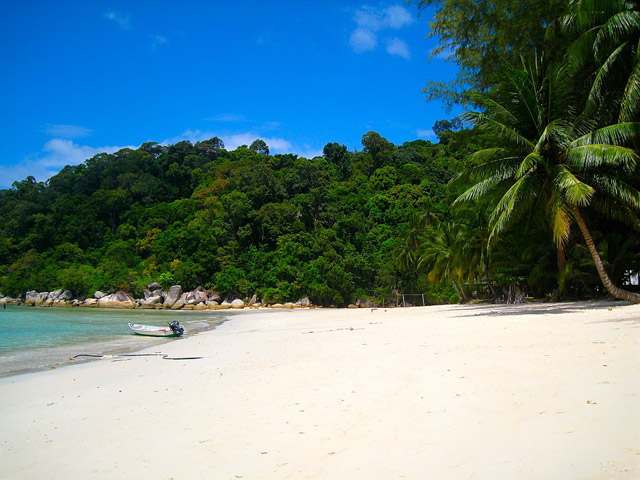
488 173 540 243
467 93 519 125
589 173 640 210
594 11 640 60
516 151 543 179
549 192 573 247
454 176 508 204
566 144 639 171
619 60 640 122
553 165 595 206
452 154 520 186
585 41 630 116
465 111 536 149
571 122 640 146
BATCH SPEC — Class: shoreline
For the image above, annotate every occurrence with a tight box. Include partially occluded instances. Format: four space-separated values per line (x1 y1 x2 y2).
0 307 243 378
1 301 639 479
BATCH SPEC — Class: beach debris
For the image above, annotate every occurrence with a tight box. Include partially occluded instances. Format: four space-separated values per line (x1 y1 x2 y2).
586 400 597 404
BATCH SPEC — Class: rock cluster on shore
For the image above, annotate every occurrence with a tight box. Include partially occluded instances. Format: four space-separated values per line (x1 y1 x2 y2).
0 285 320 310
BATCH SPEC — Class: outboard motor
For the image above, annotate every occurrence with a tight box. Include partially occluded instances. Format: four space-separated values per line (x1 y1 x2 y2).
169 320 184 335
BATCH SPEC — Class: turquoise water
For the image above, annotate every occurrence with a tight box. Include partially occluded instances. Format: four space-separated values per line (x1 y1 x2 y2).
0 306 229 377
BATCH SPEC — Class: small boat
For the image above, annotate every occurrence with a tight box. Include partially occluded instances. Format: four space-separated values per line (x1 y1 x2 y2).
128 321 184 337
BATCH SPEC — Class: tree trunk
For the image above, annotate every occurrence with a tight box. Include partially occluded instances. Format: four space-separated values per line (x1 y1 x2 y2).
457 279 469 301
572 206 640 303
447 266 463 302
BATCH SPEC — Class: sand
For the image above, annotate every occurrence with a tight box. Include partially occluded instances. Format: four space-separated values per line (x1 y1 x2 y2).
0 301 639 479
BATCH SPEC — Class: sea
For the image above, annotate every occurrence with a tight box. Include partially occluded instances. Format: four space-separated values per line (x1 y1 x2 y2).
0 306 231 378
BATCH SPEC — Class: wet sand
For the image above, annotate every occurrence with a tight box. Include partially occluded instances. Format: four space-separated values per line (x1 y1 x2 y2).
0 301 639 479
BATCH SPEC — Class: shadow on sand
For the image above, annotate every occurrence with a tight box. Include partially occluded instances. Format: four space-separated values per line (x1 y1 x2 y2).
452 300 637 320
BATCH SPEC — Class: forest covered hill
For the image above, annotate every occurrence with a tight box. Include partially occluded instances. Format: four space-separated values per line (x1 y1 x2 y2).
0 129 475 305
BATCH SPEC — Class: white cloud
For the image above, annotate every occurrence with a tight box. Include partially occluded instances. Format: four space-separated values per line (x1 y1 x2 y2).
40 139 134 168
350 28 377 53
386 37 411 59
222 133 292 153
0 139 134 188
151 35 168 48
163 129 216 145
43 124 92 139
354 7 384 31
417 128 437 140
163 129 324 158
383 5 414 29
104 11 132 30
349 5 414 58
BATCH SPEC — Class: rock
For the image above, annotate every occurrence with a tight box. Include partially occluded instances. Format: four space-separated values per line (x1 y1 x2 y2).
142 288 152 300
147 295 162 305
283 302 295 309
356 298 374 308
24 291 38 306
164 285 182 308
83 298 98 307
171 299 185 310
347 304 359 308
110 291 136 308
141 295 162 307
94 291 106 299
194 303 207 310
296 296 311 307
35 292 50 307
208 292 222 303
61 290 73 301
194 287 208 304
231 299 244 309
206 300 219 306
147 282 161 292
97 295 112 307
248 294 258 306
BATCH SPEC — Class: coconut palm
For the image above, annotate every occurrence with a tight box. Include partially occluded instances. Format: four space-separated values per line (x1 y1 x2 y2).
455 54 640 303
559 0 640 123
395 211 435 274
420 221 469 301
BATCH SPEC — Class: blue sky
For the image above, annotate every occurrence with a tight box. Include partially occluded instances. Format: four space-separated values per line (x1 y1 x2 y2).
0 1 459 188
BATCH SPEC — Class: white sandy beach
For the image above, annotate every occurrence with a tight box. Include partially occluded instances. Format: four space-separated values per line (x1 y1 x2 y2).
0 301 639 479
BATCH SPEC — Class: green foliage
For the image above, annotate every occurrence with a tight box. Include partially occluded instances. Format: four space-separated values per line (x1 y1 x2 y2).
0 130 467 304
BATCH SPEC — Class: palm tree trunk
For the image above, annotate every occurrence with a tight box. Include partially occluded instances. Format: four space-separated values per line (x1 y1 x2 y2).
457 279 469 301
447 266 463 302
572 206 640 303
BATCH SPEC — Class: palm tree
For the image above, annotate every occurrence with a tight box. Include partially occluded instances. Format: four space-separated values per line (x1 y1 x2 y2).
395 211 435 274
420 221 468 302
559 0 640 123
455 54 640 303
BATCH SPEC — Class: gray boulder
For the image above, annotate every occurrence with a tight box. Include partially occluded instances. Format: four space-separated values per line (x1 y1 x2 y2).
208 292 222 303
296 296 311 307
110 291 136 308
164 285 182 308
24 291 38 306
231 299 244 309
94 291 106 299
